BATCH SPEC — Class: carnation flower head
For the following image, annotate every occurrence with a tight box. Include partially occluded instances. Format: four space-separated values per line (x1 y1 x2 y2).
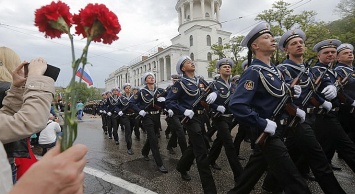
73 3 121 44
34 1 72 39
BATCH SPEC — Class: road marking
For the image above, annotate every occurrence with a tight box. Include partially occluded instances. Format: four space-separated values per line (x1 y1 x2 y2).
84 166 157 194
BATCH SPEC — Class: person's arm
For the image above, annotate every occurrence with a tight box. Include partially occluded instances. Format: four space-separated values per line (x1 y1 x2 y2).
0 58 55 144
9 143 87 194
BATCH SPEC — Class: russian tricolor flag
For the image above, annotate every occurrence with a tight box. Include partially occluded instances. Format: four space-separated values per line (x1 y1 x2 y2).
76 67 93 86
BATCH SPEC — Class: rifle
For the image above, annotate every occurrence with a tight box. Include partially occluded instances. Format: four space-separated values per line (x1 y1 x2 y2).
135 89 167 119
212 95 231 119
255 66 304 146
180 82 214 124
335 71 352 103
307 62 335 114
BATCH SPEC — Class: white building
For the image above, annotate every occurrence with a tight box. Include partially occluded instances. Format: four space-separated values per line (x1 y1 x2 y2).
105 0 231 90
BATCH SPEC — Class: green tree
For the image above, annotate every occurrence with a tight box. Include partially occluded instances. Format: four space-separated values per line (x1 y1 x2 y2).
207 35 246 76
255 0 331 64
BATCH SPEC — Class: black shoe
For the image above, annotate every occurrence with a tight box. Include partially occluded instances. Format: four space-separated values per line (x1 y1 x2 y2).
108 136 112 139
180 171 191 181
115 141 119 145
167 147 176 155
104 132 108 135
211 163 222 170
158 165 168 173
330 164 342 171
143 155 150 161
237 156 246 160
127 149 134 155
302 173 316 181
244 138 251 143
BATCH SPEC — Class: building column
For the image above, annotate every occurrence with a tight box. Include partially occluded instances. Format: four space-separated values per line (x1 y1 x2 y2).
178 9 182 25
216 3 220 21
163 57 167 81
211 0 215 20
181 4 185 23
189 0 193 21
201 0 205 19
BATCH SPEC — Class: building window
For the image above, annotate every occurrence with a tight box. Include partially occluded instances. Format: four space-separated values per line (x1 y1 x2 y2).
207 52 212 61
187 15 190 21
207 35 211 46
205 12 210 18
218 37 222 45
190 53 194 61
190 35 193 46
208 71 212 78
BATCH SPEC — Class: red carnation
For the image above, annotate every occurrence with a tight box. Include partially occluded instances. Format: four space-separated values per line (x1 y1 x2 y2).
73 3 121 44
34 1 73 39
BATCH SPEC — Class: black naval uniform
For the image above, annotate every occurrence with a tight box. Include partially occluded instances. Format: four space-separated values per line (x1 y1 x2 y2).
335 63 355 142
129 85 165 168
105 94 120 142
311 62 355 173
207 76 243 182
118 93 136 151
98 98 108 134
228 59 310 194
165 85 188 154
166 75 217 194
270 59 346 193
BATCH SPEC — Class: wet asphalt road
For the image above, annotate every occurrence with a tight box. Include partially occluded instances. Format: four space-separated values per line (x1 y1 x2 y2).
45 114 355 194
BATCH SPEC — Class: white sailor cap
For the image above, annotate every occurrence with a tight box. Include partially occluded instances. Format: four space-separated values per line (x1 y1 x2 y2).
337 43 354 54
171 74 181 80
141 72 155 84
105 90 112 94
111 87 120 92
214 74 220 80
176 56 191 74
101 92 106 96
231 75 240 83
241 60 249 70
241 21 272 48
278 29 306 51
122 83 131 89
313 39 341 52
216 58 234 69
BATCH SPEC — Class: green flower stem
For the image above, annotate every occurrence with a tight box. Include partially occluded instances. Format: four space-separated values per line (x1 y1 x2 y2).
60 34 92 152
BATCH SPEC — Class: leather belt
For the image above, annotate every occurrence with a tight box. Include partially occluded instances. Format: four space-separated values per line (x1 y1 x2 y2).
330 107 340 112
221 114 233 117
147 110 160 114
306 107 315 114
195 110 205 114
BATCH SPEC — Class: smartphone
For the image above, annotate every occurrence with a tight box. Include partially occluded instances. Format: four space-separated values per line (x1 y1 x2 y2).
24 63 29 78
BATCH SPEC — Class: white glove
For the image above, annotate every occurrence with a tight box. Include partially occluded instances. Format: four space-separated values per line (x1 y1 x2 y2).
107 112 112 116
103 110 107 114
206 92 217 104
293 85 302 99
216 105 226 114
184 109 194 119
167 109 174 117
264 119 277 136
320 100 332 112
352 101 355 107
118 111 123 116
296 108 306 123
139 110 146 117
157 97 166 102
321 85 337 100
99 110 103 113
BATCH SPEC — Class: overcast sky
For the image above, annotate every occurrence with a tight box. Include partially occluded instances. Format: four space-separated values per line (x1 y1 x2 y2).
0 0 341 88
